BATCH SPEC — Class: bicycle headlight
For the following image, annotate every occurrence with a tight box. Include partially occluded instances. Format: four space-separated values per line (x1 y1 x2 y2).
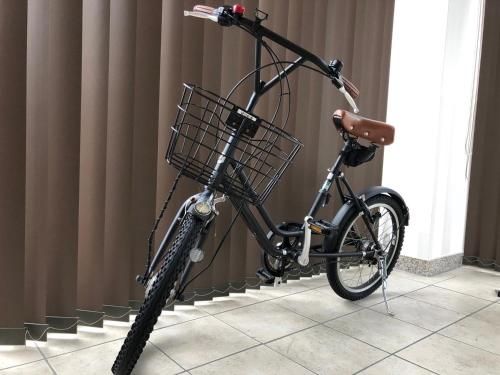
194 201 212 216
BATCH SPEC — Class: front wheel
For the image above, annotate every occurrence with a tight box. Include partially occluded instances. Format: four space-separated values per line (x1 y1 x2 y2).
326 194 405 301
112 213 203 375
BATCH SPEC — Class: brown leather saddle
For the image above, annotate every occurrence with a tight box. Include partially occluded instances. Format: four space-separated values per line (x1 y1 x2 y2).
332 109 395 146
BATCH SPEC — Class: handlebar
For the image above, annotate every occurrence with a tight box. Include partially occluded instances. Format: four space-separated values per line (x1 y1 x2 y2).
185 4 360 113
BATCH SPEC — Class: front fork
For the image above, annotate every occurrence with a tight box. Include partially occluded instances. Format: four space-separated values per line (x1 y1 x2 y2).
143 191 218 286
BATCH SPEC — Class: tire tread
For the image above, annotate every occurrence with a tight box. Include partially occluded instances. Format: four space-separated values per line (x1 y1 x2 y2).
112 214 202 375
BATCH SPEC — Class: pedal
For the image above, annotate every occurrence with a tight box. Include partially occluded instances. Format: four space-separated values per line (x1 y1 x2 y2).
308 219 335 235
256 268 275 285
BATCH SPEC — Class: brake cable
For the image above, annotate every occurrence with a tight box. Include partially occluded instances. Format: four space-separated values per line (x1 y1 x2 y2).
137 170 183 285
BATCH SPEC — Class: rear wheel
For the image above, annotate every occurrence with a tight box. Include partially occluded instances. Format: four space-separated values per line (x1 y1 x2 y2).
112 213 203 375
326 194 405 300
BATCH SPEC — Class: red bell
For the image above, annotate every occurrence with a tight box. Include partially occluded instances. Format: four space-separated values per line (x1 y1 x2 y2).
232 4 245 16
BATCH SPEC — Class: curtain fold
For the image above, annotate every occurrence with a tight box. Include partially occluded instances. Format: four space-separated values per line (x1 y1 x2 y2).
464 0 500 271
77 0 110 322
25 0 49 329
0 0 27 345
0 0 395 344
44 0 82 330
103 0 137 320
130 0 163 305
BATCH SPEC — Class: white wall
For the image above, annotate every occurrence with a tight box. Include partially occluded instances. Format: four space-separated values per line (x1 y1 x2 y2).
383 0 483 260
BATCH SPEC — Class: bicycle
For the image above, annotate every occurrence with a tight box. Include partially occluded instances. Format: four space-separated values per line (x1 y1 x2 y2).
112 4 409 374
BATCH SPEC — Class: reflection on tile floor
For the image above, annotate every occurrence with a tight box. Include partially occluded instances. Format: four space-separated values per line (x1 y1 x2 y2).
1 266 499 374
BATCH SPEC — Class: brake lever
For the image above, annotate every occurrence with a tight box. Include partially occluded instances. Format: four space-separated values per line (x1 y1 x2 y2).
332 75 359 114
183 10 218 22
339 86 360 113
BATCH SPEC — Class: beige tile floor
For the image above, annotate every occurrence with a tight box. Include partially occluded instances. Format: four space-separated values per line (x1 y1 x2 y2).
1 266 499 374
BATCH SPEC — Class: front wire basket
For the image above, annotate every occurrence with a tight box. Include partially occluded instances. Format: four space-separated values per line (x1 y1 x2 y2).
166 83 303 205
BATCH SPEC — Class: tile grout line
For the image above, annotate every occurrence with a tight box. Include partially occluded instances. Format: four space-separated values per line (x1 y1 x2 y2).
200 272 430 319
40 313 211 361
264 322 390 374
352 355 392 375
183 342 263 372
390 299 499 358
148 280 327 373
392 269 459 284
147 339 189 373
205 281 329 317
264 343 320 375
33 279 325 363
4 272 403 369
318 321 393 357
330 281 499 374
365 300 456 332
0 359 50 373
393 355 440 374
205 305 368 373
431 283 499 303
314 283 456 358
34 340 58 375
213 301 371 347
402 293 486 315
369 282 498 352
384 277 496 315
325 277 500 373
350 281 432 309
15 269 498 373
150 275 445 372
352 353 440 375
434 332 500 358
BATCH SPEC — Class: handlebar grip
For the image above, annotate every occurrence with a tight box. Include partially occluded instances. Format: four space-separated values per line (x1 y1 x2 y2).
341 76 360 99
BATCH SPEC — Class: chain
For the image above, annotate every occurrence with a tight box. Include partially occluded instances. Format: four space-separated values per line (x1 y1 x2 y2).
140 171 183 283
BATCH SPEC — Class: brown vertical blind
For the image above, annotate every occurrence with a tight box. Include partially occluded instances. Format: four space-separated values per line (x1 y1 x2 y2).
0 0 395 344
25 0 49 336
44 0 82 332
464 0 500 271
77 0 110 324
0 0 27 345
103 0 137 321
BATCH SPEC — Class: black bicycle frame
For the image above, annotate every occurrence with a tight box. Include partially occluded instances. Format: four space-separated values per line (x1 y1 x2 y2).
204 30 372 259
148 14 373 276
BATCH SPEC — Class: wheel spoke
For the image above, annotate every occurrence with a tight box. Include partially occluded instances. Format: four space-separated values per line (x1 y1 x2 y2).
336 201 399 292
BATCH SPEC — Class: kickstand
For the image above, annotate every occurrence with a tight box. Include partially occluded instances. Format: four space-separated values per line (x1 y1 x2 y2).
378 253 394 317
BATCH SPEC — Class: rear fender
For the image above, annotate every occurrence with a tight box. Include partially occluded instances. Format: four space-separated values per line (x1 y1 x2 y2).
323 186 409 252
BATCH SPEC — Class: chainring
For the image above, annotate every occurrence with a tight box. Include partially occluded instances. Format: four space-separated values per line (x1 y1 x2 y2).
262 222 302 277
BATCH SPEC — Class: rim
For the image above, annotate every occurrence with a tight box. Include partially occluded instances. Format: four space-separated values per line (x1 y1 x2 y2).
337 202 400 293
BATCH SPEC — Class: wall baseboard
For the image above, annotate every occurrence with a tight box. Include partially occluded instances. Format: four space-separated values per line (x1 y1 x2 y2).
395 253 463 276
